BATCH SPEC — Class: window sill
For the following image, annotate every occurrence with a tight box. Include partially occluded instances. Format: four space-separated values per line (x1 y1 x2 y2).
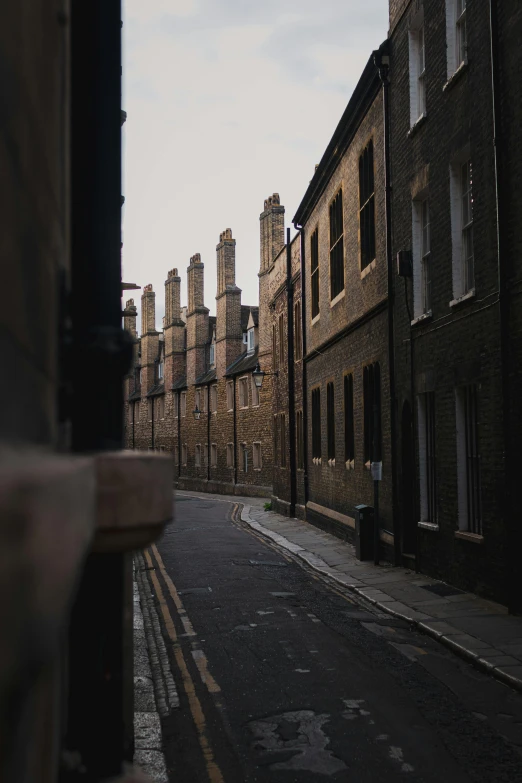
450 288 475 308
327 458 335 467
364 460 371 471
312 457 322 466
311 313 320 326
361 259 376 280
253 467 262 472
330 289 345 308
407 112 427 138
239 405 249 410
443 60 468 93
411 310 432 327
455 530 483 544
345 459 355 471
418 520 439 532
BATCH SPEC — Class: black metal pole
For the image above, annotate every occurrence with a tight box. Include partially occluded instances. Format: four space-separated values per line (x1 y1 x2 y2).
178 391 182 477
151 397 155 450
373 400 380 566
286 228 297 516
207 385 211 482
376 48 400 565
233 376 238 486
489 0 516 612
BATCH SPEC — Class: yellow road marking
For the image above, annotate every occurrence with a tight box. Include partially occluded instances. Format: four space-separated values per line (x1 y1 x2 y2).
150 543 196 638
144 548 224 783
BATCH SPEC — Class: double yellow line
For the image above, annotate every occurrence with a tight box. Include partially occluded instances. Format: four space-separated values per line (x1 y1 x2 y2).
145 544 225 783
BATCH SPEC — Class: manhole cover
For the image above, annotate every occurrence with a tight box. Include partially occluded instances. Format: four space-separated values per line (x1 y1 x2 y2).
419 582 464 597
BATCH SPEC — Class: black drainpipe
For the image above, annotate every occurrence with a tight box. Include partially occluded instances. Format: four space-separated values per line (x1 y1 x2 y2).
375 47 400 566
151 395 155 450
177 390 182 478
286 227 297 516
295 222 309 507
233 376 238 486
207 384 211 482
132 399 135 450
489 0 515 611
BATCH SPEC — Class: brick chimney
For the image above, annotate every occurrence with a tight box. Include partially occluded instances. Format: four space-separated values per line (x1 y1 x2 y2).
215 229 242 379
186 254 209 386
140 284 160 393
259 194 285 360
123 298 137 337
259 193 285 274
164 268 186 388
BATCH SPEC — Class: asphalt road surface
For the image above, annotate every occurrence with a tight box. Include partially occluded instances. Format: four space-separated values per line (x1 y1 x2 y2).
149 493 522 782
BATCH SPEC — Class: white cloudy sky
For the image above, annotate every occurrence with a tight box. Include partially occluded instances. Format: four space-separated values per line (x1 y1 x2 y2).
122 0 389 330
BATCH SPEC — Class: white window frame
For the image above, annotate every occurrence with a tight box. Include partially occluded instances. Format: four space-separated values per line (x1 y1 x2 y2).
450 156 474 302
158 361 164 380
210 385 218 414
238 376 249 409
446 0 467 80
253 442 262 470
455 384 482 534
180 391 187 417
209 342 215 367
408 12 426 127
247 328 255 353
210 443 217 467
412 197 431 319
226 443 234 468
226 380 234 411
251 375 260 407
417 393 437 526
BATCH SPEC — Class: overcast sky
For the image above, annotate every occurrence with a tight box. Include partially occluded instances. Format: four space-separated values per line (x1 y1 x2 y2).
122 0 389 331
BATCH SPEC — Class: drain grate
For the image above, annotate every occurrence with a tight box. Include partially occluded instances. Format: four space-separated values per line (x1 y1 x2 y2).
419 582 464 597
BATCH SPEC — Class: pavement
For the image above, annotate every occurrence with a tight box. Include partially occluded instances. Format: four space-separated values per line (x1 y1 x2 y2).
181 490 522 694
133 557 172 782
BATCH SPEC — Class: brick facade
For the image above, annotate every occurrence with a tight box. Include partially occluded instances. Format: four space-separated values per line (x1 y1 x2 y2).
123 0 521 605
124 223 273 498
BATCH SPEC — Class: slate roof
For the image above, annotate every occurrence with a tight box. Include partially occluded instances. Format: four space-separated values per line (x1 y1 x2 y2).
241 305 253 332
172 376 187 391
195 368 217 385
225 346 258 377
146 383 165 398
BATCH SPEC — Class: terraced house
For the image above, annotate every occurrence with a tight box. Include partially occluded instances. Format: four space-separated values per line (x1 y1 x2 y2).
269 0 522 607
123 210 279 497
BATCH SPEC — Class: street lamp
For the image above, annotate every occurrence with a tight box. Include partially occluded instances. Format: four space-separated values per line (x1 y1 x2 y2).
193 406 201 420
252 362 278 390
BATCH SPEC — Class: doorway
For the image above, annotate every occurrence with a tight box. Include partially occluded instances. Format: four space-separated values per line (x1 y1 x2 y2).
401 400 416 558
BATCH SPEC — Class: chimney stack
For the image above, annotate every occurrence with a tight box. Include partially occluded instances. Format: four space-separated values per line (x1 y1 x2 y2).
141 284 156 335
216 228 236 295
187 254 204 314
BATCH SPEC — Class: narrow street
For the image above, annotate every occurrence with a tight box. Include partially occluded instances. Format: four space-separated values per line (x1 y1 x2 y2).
143 494 522 782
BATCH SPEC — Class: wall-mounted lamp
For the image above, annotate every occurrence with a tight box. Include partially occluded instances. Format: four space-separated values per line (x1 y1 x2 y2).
252 362 278 390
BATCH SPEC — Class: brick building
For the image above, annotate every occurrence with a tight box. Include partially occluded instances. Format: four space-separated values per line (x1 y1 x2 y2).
388 0 516 603
271 44 396 560
268 0 521 605
124 220 275 497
